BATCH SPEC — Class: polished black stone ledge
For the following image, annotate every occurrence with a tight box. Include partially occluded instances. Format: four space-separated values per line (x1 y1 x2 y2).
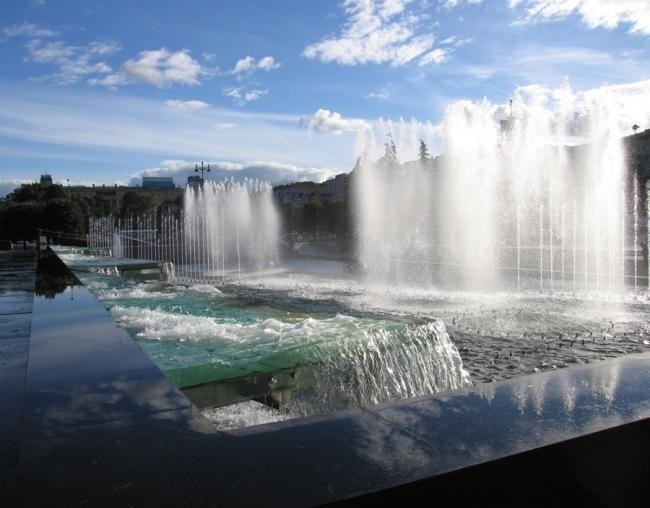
0 249 37 499
5 249 650 506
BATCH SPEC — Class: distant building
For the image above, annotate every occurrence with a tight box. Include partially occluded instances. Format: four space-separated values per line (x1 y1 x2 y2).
142 176 175 189
273 174 349 206
274 182 329 205
187 175 203 189
40 174 53 186
325 173 348 202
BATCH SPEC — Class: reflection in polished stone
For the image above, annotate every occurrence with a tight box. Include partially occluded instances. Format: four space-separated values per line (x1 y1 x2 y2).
505 360 624 420
589 361 621 408
558 371 577 416
35 249 79 298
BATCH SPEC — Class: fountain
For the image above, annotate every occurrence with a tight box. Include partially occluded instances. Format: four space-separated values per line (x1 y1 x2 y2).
354 86 646 292
183 179 279 282
75 84 650 430
88 178 279 282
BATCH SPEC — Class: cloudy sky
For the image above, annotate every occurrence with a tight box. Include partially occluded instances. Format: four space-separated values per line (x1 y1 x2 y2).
0 0 649 195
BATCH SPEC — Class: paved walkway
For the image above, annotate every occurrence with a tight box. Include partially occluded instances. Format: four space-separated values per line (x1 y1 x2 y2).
0 249 37 497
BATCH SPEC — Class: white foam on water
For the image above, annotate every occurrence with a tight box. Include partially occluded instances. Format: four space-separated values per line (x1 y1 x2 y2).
109 305 362 344
110 305 246 342
202 400 290 430
97 286 177 300
185 284 223 295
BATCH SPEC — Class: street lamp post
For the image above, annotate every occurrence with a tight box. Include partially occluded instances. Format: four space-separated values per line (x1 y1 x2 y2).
195 161 210 183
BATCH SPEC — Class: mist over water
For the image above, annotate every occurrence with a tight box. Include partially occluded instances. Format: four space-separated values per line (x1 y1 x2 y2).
355 82 650 292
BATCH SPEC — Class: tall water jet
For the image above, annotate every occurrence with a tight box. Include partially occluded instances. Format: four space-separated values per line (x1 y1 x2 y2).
183 179 279 281
354 83 644 292
88 178 279 283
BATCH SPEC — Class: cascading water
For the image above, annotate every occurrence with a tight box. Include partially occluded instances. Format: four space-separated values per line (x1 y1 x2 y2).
355 84 646 292
292 319 470 414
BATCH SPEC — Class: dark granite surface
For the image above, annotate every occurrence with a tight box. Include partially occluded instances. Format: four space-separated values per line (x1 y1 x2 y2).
5 249 650 506
0 250 37 498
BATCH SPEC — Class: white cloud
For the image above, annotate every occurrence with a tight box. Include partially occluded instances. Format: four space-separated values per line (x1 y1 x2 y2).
443 0 482 8
303 0 446 67
301 109 370 134
232 55 255 74
366 86 392 99
0 85 356 172
231 55 280 75
164 99 209 112
419 47 446 65
133 159 337 186
244 89 267 102
88 73 126 88
32 0 46 7
440 35 472 47
1 21 57 40
27 39 75 62
26 39 119 84
87 41 120 56
223 86 268 105
257 56 280 70
448 43 647 91
93 48 204 88
510 0 650 35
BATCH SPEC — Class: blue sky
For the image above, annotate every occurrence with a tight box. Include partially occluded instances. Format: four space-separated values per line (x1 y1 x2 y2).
0 0 649 195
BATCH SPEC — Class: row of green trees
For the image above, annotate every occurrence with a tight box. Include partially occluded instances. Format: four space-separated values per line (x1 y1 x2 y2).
278 197 351 238
1 181 355 243
0 184 86 242
0 183 181 242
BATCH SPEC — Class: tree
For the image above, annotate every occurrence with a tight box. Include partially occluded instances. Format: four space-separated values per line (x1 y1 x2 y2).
120 191 154 219
92 194 113 216
159 195 183 216
384 133 398 163
279 202 302 233
324 199 346 237
0 182 86 241
7 182 66 203
42 199 84 234
0 201 43 240
303 196 326 235
418 139 431 161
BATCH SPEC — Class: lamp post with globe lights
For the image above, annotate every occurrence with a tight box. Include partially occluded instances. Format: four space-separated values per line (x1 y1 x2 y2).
195 161 210 183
